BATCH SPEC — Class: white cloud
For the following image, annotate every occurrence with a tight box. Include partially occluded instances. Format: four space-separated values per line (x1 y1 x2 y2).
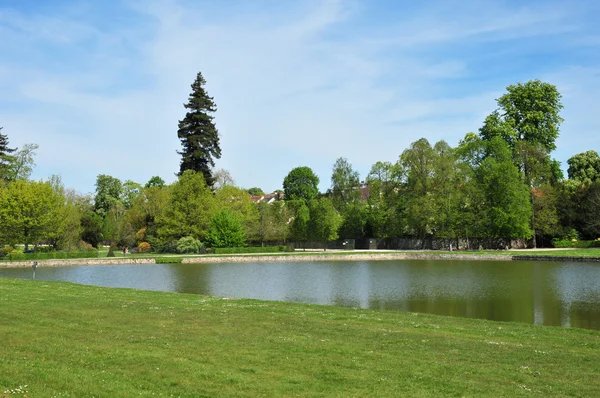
0 0 598 193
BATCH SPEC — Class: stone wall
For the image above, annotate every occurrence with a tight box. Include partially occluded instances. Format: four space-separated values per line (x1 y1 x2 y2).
0 258 156 269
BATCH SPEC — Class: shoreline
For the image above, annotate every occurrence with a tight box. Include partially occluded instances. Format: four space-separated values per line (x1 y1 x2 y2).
2 251 600 268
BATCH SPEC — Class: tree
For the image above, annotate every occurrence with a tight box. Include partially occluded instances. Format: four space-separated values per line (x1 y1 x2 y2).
122 180 142 209
480 80 563 247
283 166 319 202
247 187 265 196
94 174 123 216
0 127 16 180
145 176 165 188
3 143 38 181
213 168 234 190
0 180 62 251
125 183 171 249
81 211 103 247
364 161 403 238
177 71 221 188
308 198 342 251
289 200 310 249
567 150 600 183
214 185 259 239
45 175 85 250
330 157 360 212
480 80 563 155
476 137 532 239
156 170 215 243
401 138 437 240
206 209 246 248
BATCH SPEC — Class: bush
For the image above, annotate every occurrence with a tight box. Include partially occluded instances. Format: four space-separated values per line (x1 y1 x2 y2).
176 236 203 254
214 246 286 255
8 250 26 261
138 242 152 253
1 245 14 258
551 239 600 248
107 244 117 257
78 241 97 252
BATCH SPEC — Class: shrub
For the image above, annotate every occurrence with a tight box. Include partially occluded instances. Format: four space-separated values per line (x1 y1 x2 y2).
551 239 600 248
107 244 117 257
1 245 14 257
8 250 26 261
176 236 203 254
214 246 286 254
78 241 96 252
138 242 152 253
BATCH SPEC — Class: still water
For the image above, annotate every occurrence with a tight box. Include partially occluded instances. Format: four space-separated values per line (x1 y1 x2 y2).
2 259 600 330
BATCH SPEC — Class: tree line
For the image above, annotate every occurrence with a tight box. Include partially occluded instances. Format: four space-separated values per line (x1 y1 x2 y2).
1 75 599 254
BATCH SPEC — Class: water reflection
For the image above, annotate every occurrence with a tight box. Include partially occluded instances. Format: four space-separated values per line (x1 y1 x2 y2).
2 259 600 330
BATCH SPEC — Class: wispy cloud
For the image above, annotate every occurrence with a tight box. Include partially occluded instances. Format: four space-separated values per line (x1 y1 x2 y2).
0 0 598 193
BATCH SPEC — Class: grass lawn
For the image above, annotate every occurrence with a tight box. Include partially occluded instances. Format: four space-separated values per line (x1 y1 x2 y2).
1 278 599 397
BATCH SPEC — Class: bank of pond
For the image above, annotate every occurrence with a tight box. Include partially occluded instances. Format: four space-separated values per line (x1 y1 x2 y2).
1 258 600 330
1 277 599 397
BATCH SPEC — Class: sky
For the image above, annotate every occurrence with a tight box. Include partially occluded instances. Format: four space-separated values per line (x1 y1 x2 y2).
0 0 599 195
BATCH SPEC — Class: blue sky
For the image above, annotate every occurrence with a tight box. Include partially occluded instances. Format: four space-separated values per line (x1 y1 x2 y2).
1 0 599 194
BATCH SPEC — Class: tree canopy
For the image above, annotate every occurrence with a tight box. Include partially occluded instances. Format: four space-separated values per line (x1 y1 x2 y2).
283 166 319 202
177 71 221 188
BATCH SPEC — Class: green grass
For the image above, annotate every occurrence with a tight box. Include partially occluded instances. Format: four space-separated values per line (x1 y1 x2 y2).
1 278 599 397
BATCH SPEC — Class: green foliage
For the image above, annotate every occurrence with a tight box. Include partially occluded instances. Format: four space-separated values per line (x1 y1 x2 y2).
253 200 289 244
122 180 142 209
308 197 342 250
214 185 259 239
213 246 285 254
247 187 264 196
107 245 116 257
2 143 38 182
289 200 310 243
145 176 165 188
480 80 563 153
283 166 319 202
176 236 203 254
1 244 14 257
156 170 214 242
81 211 103 248
0 179 63 251
0 127 16 181
7 250 25 261
330 157 360 211
138 242 151 253
94 174 123 216
3 251 98 261
477 137 533 239
551 239 600 248
177 71 221 188
206 209 247 248
567 150 600 183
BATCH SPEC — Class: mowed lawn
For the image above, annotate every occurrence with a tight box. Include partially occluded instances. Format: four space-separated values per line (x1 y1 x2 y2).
1 278 599 397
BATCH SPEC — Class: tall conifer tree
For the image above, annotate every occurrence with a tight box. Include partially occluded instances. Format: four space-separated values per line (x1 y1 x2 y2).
0 127 16 179
177 72 221 188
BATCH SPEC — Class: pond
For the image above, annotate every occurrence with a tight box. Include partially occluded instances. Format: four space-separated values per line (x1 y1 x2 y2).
2 259 600 330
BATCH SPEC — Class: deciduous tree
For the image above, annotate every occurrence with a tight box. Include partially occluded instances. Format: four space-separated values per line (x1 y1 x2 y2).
283 166 319 202
0 180 62 251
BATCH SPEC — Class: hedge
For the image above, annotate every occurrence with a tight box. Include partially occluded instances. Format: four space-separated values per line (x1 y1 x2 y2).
4 252 99 261
552 240 600 248
214 246 286 255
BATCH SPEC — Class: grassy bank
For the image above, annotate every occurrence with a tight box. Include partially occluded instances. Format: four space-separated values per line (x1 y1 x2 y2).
1 279 599 397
